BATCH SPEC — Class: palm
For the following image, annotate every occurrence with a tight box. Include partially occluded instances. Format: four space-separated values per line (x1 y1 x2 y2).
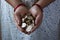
29 5 43 34
14 6 29 34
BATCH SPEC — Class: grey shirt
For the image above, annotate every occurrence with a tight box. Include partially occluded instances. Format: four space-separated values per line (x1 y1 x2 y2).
1 0 60 40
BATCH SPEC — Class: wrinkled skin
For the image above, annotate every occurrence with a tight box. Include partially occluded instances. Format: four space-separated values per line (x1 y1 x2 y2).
14 5 43 34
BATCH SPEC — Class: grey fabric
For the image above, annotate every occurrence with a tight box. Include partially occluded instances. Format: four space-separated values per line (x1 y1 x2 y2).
0 0 60 40
0 0 1 34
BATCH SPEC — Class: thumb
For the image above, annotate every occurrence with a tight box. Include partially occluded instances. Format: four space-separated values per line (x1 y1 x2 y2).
28 13 43 33
35 13 43 25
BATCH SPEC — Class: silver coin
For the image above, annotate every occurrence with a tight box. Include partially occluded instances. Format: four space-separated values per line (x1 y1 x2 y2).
21 13 35 32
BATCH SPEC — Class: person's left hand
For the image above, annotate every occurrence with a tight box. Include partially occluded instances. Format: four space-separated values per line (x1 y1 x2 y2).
28 5 43 34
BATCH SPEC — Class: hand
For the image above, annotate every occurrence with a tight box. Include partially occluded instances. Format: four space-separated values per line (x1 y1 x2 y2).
28 5 43 34
14 6 28 34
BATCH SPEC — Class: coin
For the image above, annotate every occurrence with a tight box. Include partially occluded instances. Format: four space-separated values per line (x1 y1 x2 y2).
21 13 35 32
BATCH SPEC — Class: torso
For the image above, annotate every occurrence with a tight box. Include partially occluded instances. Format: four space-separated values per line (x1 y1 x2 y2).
21 0 38 8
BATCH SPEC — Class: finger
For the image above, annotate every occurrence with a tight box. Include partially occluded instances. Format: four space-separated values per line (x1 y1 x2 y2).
28 13 43 33
27 25 39 34
16 23 28 34
14 19 28 34
35 13 43 25
14 14 21 26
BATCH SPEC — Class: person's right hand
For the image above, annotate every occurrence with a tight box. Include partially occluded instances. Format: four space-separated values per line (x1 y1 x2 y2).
14 6 28 34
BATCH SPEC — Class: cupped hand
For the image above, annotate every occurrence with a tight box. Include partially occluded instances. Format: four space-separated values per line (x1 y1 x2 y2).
14 5 43 34
28 5 43 34
14 6 28 34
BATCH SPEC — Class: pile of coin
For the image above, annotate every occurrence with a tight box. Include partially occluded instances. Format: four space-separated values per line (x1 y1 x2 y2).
21 13 35 32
